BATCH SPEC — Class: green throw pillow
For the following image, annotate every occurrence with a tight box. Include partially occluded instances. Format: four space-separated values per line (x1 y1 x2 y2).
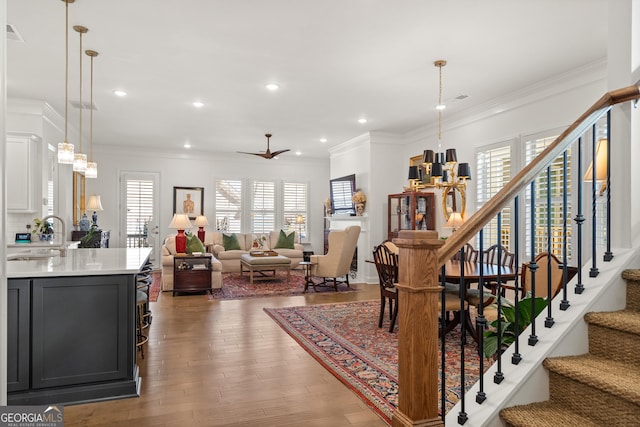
185 234 206 254
274 230 295 249
223 233 241 251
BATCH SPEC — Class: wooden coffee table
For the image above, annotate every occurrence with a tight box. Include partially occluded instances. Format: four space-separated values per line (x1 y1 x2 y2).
240 253 291 285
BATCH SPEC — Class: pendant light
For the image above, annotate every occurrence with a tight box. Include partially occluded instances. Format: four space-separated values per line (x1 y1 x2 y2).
72 25 88 173
85 49 98 179
57 0 75 164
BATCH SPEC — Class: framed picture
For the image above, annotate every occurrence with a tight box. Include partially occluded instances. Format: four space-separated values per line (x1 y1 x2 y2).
173 186 203 219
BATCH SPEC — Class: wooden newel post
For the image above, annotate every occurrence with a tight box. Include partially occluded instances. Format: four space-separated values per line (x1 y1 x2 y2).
392 230 445 427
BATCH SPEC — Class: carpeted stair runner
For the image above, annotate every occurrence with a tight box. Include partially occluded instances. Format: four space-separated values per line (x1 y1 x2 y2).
500 269 640 427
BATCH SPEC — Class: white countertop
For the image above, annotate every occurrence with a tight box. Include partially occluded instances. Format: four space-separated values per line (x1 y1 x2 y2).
7 247 152 278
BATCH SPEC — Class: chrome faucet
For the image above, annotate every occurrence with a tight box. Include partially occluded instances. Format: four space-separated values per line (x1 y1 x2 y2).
41 215 67 257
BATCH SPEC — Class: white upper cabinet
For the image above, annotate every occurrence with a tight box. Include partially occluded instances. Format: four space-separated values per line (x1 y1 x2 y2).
7 134 40 212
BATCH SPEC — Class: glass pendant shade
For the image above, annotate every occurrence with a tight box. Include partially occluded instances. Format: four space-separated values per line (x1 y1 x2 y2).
73 152 87 172
85 161 98 178
58 142 75 164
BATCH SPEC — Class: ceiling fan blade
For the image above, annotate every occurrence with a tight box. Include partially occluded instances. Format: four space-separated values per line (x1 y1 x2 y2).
271 149 290 157
237 151 269 158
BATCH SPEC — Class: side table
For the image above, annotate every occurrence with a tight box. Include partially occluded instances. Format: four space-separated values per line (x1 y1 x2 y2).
298 261 315 292
173 253 212 296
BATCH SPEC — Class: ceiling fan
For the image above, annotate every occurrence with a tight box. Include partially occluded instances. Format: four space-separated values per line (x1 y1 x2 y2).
238 133 290 159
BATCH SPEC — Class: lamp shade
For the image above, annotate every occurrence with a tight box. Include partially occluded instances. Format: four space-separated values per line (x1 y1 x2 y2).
169 214 193 230
408 166 420 180
458 162 472 180
584 138 607 181
86 194 103 211
445 148 458 164
445 212 465 230
423 149 435 164
194 215 209 227
431 161 443 177
296 214 305 224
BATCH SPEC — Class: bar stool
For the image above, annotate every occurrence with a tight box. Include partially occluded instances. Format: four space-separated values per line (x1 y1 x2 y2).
136 288 149 358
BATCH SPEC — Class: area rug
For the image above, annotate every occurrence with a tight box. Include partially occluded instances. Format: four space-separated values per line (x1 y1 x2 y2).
264 300 483 425
148 271 161 302
207 272 356 301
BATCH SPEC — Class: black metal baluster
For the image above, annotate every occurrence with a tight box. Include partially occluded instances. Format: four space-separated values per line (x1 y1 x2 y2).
574 137 585 294
529 181 539 346
476 228 487 403
560 150 570 310
494 212 504 384
604 109 613 261
589 123 599 277
545 166 554 328
512 197 522 364
458 250 468 425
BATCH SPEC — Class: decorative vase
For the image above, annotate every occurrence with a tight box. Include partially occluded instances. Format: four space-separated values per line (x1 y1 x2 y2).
355 202 365 216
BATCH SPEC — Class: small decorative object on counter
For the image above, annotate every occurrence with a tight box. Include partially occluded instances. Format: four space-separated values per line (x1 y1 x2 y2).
33 218 55 241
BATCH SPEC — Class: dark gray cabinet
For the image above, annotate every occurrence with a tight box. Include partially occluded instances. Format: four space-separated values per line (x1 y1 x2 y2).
8 279 29 392
8 274 139 405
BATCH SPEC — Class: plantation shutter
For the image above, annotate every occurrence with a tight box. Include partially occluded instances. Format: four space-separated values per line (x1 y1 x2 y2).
476 144 512 248
126 179 154 247
251 180 276 233
283 182 308 239
215 179 243 233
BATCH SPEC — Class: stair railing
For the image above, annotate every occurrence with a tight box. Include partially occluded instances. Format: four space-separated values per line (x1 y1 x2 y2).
391 84 640 427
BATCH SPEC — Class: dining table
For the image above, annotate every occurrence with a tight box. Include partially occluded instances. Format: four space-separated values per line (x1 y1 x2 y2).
440 259 518 343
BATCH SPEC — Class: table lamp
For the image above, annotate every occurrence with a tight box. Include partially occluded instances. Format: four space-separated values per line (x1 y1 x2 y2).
194 215 209 242
86 194 104 227
295 214 305 244
445 212 464 232
169 214 193 253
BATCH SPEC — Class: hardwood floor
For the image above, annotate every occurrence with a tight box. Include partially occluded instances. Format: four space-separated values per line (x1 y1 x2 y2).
64 279 388 427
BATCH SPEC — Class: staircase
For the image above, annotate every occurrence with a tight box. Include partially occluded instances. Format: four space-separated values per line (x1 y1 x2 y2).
500 269 640 426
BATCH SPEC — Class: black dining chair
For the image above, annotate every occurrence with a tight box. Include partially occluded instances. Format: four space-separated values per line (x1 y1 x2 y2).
373 242 399 332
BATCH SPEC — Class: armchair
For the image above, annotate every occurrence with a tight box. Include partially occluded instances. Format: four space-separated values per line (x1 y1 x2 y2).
309 225 360 291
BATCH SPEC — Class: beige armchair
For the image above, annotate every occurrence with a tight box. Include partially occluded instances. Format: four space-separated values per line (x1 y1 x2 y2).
309 225 360 290
161 235 223 291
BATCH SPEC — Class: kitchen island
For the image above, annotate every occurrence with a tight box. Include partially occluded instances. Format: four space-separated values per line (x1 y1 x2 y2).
7 247 152 405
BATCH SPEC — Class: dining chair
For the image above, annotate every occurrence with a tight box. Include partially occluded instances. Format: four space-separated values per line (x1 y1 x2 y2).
481 244 515 294
451 243 478 262
503 252 577 299
372 242 399 332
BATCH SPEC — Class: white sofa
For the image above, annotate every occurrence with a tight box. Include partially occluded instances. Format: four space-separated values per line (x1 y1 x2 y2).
207 230 304 273
161 235 223 291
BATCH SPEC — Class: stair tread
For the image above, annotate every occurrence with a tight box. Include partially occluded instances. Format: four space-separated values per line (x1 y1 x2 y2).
544 355 640 404
501 401 601 427
622 269 640 282
585 309 640 335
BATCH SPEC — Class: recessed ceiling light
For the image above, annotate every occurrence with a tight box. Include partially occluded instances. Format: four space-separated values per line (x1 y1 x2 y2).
295 150 302 156
320 138 327 143
265 83 280 91
192 101 204 108
436 104 446 110
113 90 127 97
184 143 191 149
358 118 367 124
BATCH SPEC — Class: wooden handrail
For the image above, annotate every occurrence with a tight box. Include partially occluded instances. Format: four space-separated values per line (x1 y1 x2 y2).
438 85 640 265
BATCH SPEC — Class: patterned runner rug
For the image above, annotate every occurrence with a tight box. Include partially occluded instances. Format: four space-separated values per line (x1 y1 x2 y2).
264 300 483 425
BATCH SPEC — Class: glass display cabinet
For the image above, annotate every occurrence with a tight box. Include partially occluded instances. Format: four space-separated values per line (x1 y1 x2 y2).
388 192 435 240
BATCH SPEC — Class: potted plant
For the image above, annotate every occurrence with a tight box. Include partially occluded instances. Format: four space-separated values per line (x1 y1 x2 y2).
352 190 366 216
79 225 101 248
483 293 547 360
33 218 54 241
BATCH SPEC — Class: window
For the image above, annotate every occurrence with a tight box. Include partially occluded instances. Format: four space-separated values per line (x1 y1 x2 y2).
215 179 243 233
283 182 308 240
251 180 275 233
126 179 154 248
215 179 308 235
524 135 573 261
476 144 512 248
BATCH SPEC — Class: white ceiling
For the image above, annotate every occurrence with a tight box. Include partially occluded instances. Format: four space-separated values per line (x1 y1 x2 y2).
7 0 607 159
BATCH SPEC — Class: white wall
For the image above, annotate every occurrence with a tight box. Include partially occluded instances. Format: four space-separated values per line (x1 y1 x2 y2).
86 146 329 255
